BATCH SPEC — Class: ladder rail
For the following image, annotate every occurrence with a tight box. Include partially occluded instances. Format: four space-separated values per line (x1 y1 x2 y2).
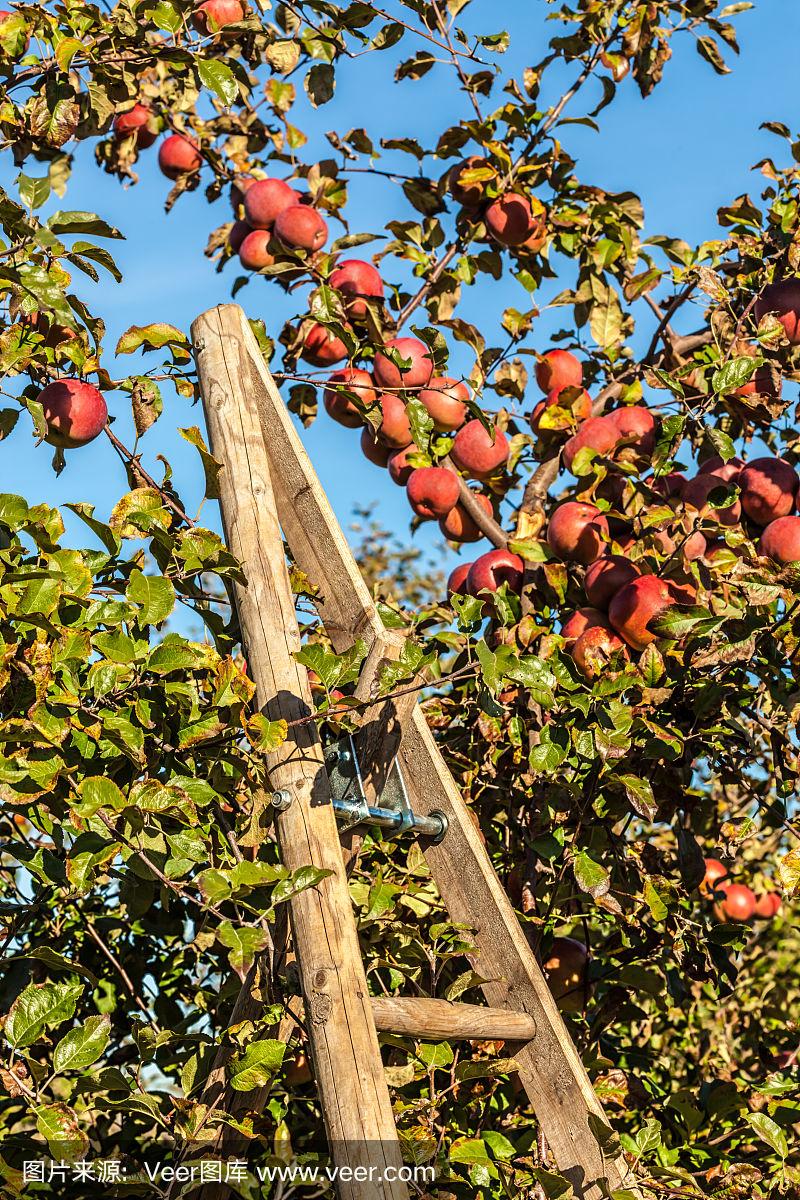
192 307 409 1200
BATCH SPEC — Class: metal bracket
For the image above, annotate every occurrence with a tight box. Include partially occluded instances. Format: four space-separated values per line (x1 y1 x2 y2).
324 734 447 843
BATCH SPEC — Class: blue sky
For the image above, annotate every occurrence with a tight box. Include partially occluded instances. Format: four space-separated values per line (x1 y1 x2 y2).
2 1 796 583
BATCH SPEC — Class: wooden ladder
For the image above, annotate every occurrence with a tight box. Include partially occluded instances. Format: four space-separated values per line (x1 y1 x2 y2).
191 304 642 1200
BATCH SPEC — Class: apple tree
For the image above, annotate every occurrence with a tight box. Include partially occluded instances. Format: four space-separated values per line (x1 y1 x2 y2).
0 1 798 1196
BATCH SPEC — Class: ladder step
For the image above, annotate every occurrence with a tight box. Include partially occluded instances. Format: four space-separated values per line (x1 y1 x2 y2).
370 996 537 1042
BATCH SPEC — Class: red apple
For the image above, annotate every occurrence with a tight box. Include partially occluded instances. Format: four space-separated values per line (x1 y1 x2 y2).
698 455 744 483
466 548 524 597
301 323 348 367
238 229 276 271
739 457 800 526
447 563 471 596
37 379 108 449
323 368 376 428
375 394 412 449
329 259 384 319
274 204 328 252
228 219 251 253
584 555 640 610
373 337 434 391
485 193 536 247
243 178 297 230
113 103 157 149
535 349 582 395
419 377 469 431
608 575 683 652
759 515 800 565
439 492 493 543
571 626 627 679
755 279 800 344
450 420 509 479
192 0 244 32
449 156 494 208
562 414 619 474
407 467 459 518
715 881 757 923
546 501 609 564
387 445 416 486
561 607 611 648
608 405 655 465
700 857 728 896
754 891 782 919
683 473 741 527
360 426 391 467
650 471 687 501
158 134 202 179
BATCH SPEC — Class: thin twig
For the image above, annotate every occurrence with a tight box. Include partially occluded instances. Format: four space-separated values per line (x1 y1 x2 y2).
85 920 161 1031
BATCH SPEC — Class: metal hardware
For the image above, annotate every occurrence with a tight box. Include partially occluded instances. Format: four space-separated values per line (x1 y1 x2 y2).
271 788 293 812
324 735 448 843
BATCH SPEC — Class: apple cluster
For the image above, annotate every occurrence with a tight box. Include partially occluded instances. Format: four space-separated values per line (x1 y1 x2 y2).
701 857 781 924
444 338 800 680
446 156 548 252
320 335 511 539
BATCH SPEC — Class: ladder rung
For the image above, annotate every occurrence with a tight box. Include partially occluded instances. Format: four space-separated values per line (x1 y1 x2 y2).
370 996 536 1042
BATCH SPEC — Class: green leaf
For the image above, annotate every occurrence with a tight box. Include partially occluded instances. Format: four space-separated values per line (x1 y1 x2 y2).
74 775 126 818
533 1168 575 1199
5 982 83 1049
179 426 222 500
506 655 556 708
405 396 435 450
245 714 287 751
650 606 723 641
147 0 182 32
271 865 331 906
18 174 51 211
217 923 269 978
19 948 98 987
116 323 188 356
704 427 737 465
305 62 336 106
48 212 123 239
147 634 211 674
34 1103 88 1161
55 36 83 72
197 58 239 106
617 774 656 822
573 850 610 898
746 1113 788 1159
53 1015 110 1073
475 638 502 694
229 1040 286 1091
712 355 758 396
126 570 175 625
417 1041 453 1069
70 242 123 283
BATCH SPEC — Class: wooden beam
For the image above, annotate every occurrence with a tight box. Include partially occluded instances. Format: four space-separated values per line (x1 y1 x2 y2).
192 306 408 1200
370 997 536 1042
198 304 642 1200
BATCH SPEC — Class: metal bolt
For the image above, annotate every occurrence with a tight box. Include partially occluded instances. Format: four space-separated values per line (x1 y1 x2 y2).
271 789 292 812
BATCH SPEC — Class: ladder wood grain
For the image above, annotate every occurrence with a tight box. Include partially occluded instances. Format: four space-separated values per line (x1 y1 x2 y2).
192 307 408 1200
370 997 537 1042
198 305 642 1200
